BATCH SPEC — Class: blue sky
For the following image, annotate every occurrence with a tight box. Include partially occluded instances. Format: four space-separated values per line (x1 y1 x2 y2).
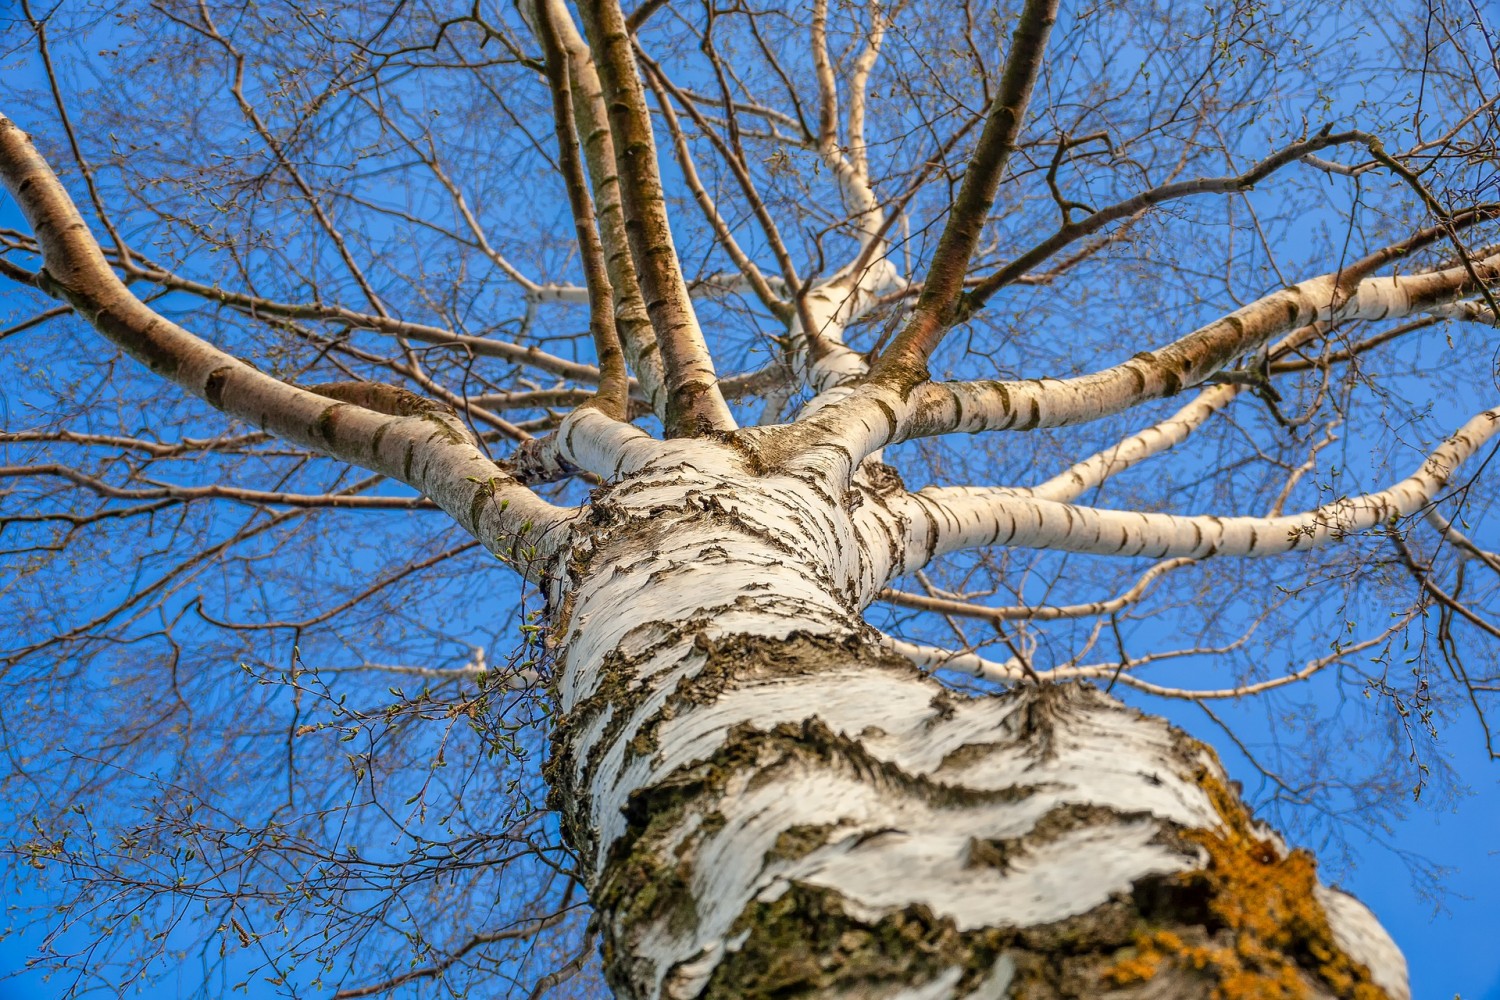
3 2 1500 998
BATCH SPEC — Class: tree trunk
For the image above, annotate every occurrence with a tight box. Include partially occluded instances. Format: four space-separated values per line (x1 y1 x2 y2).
544 446 1409 1000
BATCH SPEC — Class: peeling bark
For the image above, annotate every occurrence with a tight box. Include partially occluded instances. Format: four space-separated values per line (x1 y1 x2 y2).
541 443 1408 1000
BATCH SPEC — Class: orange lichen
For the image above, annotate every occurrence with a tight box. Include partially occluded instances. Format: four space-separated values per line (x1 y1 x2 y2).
1101 756 1392 1000
1101 948 1162 986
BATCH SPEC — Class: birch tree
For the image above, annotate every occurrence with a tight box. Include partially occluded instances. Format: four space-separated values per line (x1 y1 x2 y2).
2 0 1498 997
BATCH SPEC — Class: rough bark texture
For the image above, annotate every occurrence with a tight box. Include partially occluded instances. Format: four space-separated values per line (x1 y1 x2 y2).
542 444 1407 1000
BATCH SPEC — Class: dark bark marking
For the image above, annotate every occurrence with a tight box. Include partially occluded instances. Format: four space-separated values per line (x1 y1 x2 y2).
1018 394 1042 431
468 481 495 535
314 404 345 447
966 803 1155 872
369 418 393 463
203 365 234 410
993 380 1012 419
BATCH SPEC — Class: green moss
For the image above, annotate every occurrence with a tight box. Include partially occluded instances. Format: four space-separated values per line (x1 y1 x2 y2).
596 845 699 940
700 879 1180 1000
703 884 985 999
767 824 836 865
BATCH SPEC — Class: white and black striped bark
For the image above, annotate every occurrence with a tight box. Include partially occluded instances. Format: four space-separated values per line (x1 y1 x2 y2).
542 438 1408 1000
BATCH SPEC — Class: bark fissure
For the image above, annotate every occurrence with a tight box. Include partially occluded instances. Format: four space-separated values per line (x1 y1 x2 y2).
542 463 1405 999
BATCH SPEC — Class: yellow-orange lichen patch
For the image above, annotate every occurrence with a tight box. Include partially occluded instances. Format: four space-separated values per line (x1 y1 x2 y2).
1102 756 1392 1000
1101 947 1162 987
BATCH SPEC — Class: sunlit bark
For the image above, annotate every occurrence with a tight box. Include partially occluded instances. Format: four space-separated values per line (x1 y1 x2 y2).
860 405 1500 577
543 439 1408 999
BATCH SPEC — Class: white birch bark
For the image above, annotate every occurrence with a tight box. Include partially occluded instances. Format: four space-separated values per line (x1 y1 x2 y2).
6 19 1462 988
775 259 1500 478
853 405 1500 579
542 434 1409 1000
521 0 672 421
0 116 572 570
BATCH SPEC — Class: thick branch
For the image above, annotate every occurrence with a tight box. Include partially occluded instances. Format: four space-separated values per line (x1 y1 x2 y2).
576 0 735 434
0 115 568 567
526 0 668 418
898 254 1500 442
870 0 1059 387
876 406 1500 575
537 0 629 420
1023 320 1332 503
777 250 1500 488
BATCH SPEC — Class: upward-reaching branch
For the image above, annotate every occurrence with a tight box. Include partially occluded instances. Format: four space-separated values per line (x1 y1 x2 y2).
870 0 1060 388
771 242 1500 491
575 0 735 435
637 52 796 322
527 0 669 420
536 0 629 421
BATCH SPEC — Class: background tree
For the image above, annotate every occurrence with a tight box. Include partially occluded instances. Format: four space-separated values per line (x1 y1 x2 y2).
1 0 1498 997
